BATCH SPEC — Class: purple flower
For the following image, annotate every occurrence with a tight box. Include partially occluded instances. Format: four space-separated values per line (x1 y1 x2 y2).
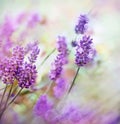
60 105 82 122
75 14 88 34
27 13 41 28
53 78 67 99
12 46 25 65
49 36 68 80
0 58 16 84
0 45 39 88
34 95 53 117
28 45 40 64
16 63 37 88
108 115 120 124
75 35 96 67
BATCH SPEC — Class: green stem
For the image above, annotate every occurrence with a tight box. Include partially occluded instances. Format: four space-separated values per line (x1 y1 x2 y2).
0 88 22 121
68 67 80 92
0 83 14 120
4 83 14 108
0 85 8 110
44 81 53 94
7 88 23 107
40 48 56 68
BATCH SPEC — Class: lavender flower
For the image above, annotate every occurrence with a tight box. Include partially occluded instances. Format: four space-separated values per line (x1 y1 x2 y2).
108 115 120 124
0 58 16 84
53 78 67 99
12 46 25 65
0 45 39 88
75 14 88 34
34 95 53 117
28 45 40 64
49 36 68 80
75 35 96 67
16 63 37 88
27 13 41 28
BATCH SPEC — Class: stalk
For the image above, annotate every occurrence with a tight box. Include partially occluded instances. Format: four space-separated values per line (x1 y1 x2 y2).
68 67 80 92
0 85 8 110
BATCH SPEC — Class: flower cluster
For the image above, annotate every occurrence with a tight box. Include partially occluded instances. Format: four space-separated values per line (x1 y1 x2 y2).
0 45 39 88
28 45 40 64
75 35 96 66
49 36 68 80
75 14 88 34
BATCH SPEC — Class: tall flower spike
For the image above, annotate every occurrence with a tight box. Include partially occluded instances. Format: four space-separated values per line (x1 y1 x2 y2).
49 36 68 80
75 14 88 34
75 35 96 67
28 45 40 64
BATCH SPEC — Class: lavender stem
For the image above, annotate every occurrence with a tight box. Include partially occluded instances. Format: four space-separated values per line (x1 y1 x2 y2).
68 67 80 92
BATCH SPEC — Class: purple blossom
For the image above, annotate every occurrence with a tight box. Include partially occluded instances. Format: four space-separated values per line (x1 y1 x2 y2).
28 45 40 64
34 95 53 117
0 45 39 88
49 36 68 80
108 115 120 124
27 13 41 28
53 78 67 98
16 63 37 88
12 46 25 65
60 105 82 123
25 41 38 54
0 58 16 84
75 14 88 34
56 36 67 53
75 35 96 67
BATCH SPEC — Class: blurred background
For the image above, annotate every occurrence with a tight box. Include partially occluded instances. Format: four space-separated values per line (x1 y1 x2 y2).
0 0 120 124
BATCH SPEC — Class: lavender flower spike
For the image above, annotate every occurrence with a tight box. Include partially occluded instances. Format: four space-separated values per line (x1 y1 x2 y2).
75 35 96 67
49 36 68 80
75 14 88 34
28 45 40 64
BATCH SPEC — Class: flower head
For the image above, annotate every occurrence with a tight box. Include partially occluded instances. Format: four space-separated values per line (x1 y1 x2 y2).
53 78 67 99
75 14 88 34
28 45 40 64
0 45 39 88
16 63 37 88
12 46 25 65
49 36 68 80
34 95 53 117
75 35 96 67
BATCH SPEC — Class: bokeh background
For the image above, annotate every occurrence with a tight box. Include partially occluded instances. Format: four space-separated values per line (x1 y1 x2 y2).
0 0 120 124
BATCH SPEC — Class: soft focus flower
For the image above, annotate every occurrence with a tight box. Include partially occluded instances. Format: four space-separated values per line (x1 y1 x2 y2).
75 35 96 67
28 45 40 64
34 95 53 117
108 114 120 124
53 78 67 99
49 36 68 80
75 14 88 34
27 13 41 28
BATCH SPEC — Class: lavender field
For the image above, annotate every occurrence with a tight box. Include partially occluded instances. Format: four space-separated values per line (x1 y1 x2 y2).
0 0 120 124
